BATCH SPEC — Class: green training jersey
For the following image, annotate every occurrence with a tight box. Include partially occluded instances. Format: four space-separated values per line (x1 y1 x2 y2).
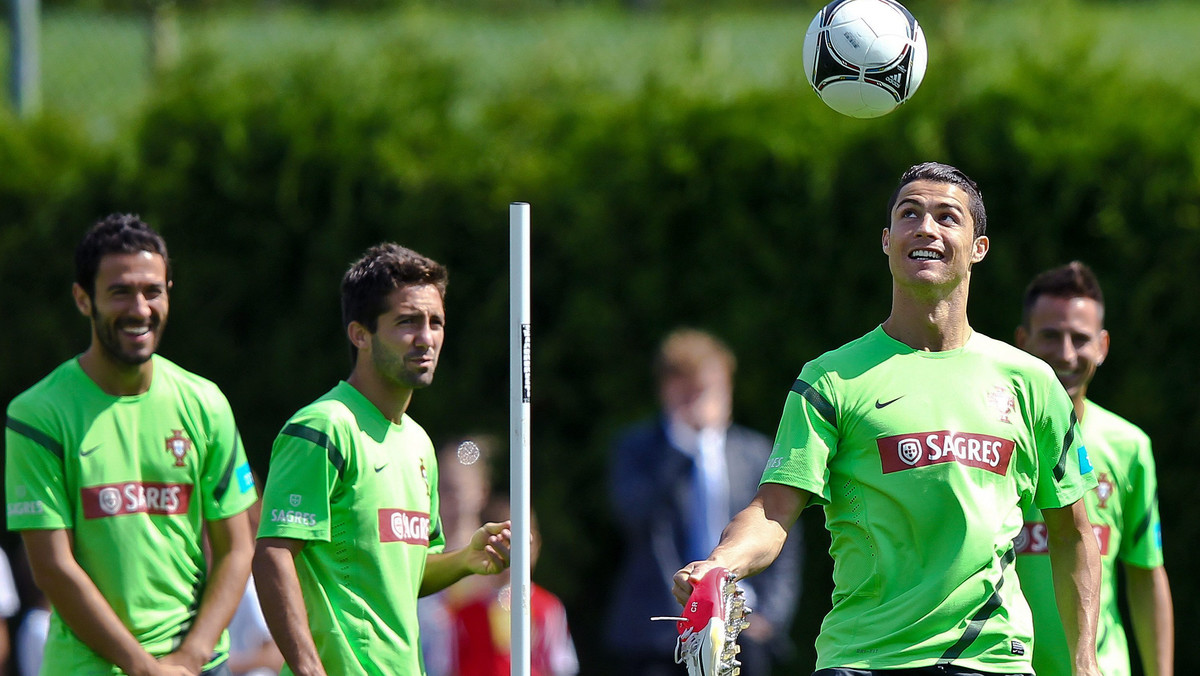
761 326 1094 673
5 355 257 676
257 381 445 676
1015 399 1162 676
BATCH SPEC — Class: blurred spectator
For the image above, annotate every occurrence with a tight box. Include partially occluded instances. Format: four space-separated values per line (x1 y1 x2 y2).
606 328 802 676
437 435 497 551
228 492 282 676
10 542 46 676
418 435 498 676
416 591 456 676
15 592 48 676
228 575 282 676
0 548 21 676
451 494 578 676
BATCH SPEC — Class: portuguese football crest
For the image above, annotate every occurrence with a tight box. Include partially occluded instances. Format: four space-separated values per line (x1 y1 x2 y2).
986 386 1016 424
166 430 192 468
1095 472 1113 509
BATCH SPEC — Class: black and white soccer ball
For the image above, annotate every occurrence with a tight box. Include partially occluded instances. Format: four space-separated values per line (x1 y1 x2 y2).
802 0 928 118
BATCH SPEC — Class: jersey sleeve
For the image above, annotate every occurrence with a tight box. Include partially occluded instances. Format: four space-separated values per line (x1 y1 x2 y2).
198 387 257 520
1118 435 1163 568
427 458 445 555
5 400 72 530
257 413 343 542
760 366 838 506
1031 377 1096 510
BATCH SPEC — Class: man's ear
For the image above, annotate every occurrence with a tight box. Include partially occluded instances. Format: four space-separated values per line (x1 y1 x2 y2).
72 283 92 318
347 321 371 352
971 235 989 263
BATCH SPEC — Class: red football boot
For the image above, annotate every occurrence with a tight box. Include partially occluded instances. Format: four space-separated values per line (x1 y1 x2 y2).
672 567 751 676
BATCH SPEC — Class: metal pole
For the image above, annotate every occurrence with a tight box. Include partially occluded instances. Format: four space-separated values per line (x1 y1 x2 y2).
10 0 41 117
509 202 532 676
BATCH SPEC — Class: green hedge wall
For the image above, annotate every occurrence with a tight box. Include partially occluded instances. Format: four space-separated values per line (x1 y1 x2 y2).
3 16 1200 673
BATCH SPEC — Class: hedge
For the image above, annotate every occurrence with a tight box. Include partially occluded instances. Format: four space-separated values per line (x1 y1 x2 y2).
3 12 1200 672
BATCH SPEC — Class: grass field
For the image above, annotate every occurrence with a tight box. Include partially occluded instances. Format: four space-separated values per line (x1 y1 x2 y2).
5 0 1200 140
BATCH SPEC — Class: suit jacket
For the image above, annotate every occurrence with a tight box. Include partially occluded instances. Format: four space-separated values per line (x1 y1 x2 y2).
604 417 803 656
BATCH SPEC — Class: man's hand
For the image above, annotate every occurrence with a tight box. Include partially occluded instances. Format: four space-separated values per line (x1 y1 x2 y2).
150 662 199 676
665 567 750 676
421 520 513 596
124 659 195 676
156 645 208 675
465 520 512 575
673 560 726 606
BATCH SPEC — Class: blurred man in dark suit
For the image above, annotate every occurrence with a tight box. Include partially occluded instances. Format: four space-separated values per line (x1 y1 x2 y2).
606 328 802 676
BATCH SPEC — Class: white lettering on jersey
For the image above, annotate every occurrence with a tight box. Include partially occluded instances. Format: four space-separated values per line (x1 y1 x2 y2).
82 482 193 519
1016 521 1111 556
878 431 1015 476
269 509 318 526
6 501 44 516
378 508 431 545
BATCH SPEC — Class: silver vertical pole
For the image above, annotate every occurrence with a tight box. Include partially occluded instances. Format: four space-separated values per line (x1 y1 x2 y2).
10 0 41 117
509 202 532 676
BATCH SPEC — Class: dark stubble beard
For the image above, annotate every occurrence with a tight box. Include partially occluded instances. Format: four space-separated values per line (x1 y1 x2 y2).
93 308 162 366
371 335 436 390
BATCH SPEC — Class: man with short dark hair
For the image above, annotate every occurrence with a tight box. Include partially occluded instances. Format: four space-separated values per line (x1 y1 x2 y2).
6 213 258 676
673 163 1103 676
253 243 511 676
1014 261 1174 676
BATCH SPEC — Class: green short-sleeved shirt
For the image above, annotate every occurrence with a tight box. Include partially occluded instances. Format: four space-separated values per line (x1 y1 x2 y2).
257 381 445 676
5 356 258 676
761 327 1094 672
1015 400 1162 676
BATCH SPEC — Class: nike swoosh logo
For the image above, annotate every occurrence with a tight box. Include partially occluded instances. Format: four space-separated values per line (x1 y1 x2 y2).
374 464 388 473
875 396 904 409
80 445 101 457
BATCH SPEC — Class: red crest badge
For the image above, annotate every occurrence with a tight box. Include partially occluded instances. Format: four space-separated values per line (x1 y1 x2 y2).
1095 472 1113 509
166 430 192 468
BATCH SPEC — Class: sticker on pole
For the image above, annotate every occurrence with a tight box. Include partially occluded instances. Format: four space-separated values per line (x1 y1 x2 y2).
521 323 532 403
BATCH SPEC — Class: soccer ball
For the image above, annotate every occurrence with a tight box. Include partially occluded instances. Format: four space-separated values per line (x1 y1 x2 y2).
802 0 928 118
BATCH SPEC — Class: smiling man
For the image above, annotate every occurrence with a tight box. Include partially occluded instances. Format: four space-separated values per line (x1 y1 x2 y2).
673 163 1103 676
1014 261 1173 676
252 243 511 676
5 214 257 676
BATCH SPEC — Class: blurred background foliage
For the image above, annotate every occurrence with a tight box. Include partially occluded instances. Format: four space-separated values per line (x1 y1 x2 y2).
3 0 1200 673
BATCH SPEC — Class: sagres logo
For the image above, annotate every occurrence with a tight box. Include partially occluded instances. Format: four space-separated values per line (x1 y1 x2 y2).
98 487 122 515
1013 522 1038 553
897 438 923 466
82 482 193 519
1016 521 1110 555
878 431 1015 475
379 509 431 545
